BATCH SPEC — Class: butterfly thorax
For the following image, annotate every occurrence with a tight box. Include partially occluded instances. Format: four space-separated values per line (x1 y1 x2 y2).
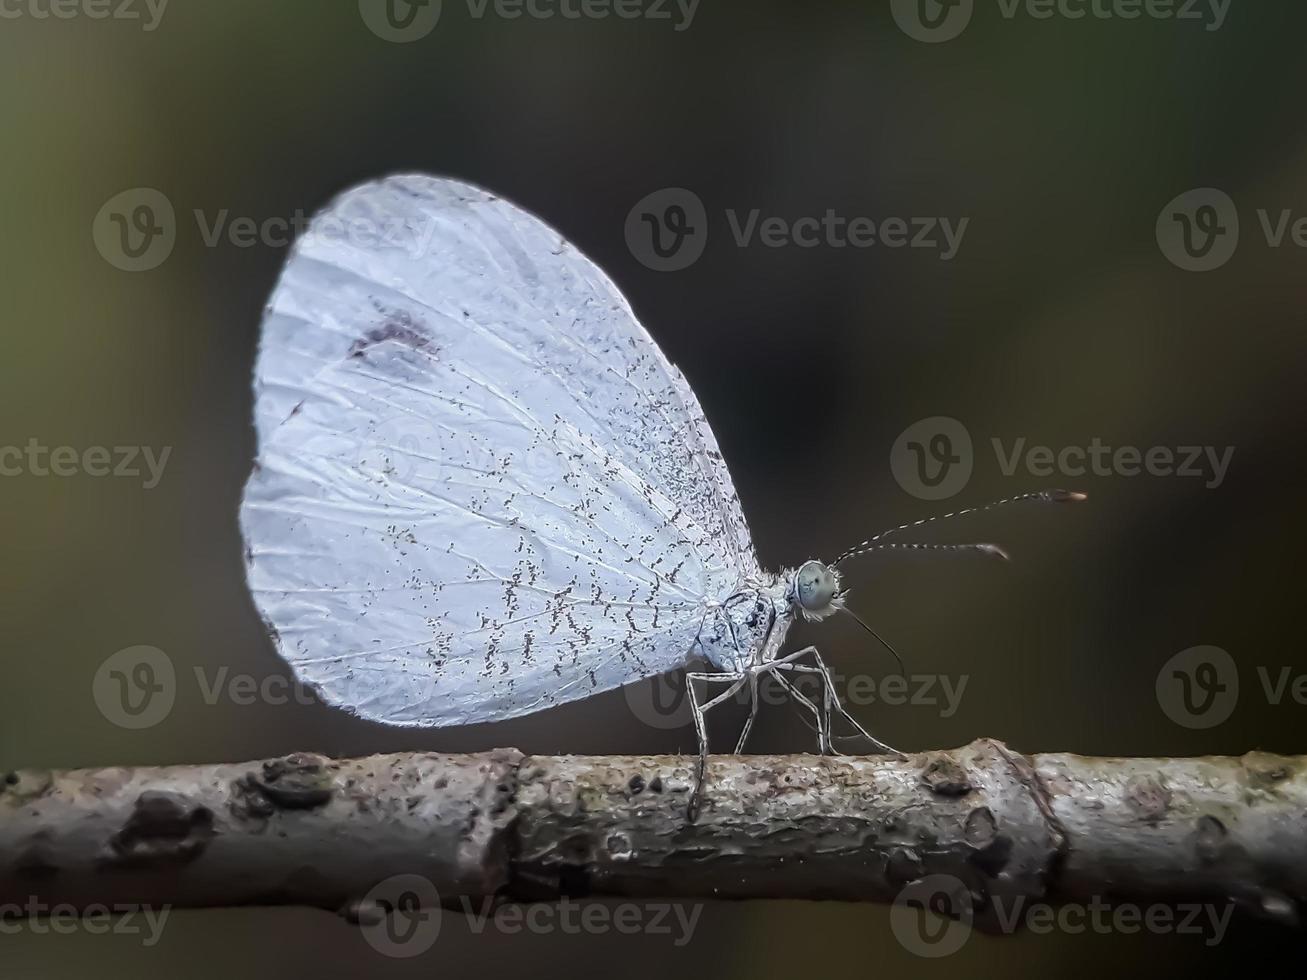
694 576 795 673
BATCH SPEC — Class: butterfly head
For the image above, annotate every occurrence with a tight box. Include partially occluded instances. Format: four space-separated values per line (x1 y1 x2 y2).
789 560 844 622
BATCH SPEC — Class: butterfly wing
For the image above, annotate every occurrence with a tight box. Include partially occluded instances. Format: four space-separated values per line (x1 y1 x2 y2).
241 175 759 726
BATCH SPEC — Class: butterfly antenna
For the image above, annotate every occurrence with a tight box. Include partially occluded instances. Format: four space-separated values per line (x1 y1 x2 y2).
831 489 1086 567
840 604 906 676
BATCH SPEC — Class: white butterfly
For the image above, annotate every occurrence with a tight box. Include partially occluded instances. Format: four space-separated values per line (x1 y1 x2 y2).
240 175 1082 816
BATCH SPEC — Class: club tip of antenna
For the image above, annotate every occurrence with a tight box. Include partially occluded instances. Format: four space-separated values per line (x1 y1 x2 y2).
1047 489 1088 503
976 543 1010 561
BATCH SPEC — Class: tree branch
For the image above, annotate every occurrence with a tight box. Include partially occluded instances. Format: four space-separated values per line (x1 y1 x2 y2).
2 740 1303 930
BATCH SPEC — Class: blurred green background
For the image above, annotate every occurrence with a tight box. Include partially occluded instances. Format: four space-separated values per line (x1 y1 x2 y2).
3 0 1305 975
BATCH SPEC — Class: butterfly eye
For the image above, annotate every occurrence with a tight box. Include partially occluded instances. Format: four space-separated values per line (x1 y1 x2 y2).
794 560 837 611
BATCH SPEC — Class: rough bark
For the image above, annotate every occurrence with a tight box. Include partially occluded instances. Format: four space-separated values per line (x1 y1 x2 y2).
1 740 1303 930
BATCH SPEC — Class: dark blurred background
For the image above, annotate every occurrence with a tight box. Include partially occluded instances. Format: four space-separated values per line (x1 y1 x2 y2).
3 0 1305 975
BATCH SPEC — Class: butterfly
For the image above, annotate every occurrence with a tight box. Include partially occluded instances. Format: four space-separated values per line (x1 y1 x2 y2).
240 174 1083 818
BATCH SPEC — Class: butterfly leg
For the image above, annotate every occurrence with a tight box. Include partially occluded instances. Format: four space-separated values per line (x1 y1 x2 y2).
768 668 831 753
783 650 901 755
758 647 835 752
685 670 747 821
775 664 852 755
732 670 762 753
